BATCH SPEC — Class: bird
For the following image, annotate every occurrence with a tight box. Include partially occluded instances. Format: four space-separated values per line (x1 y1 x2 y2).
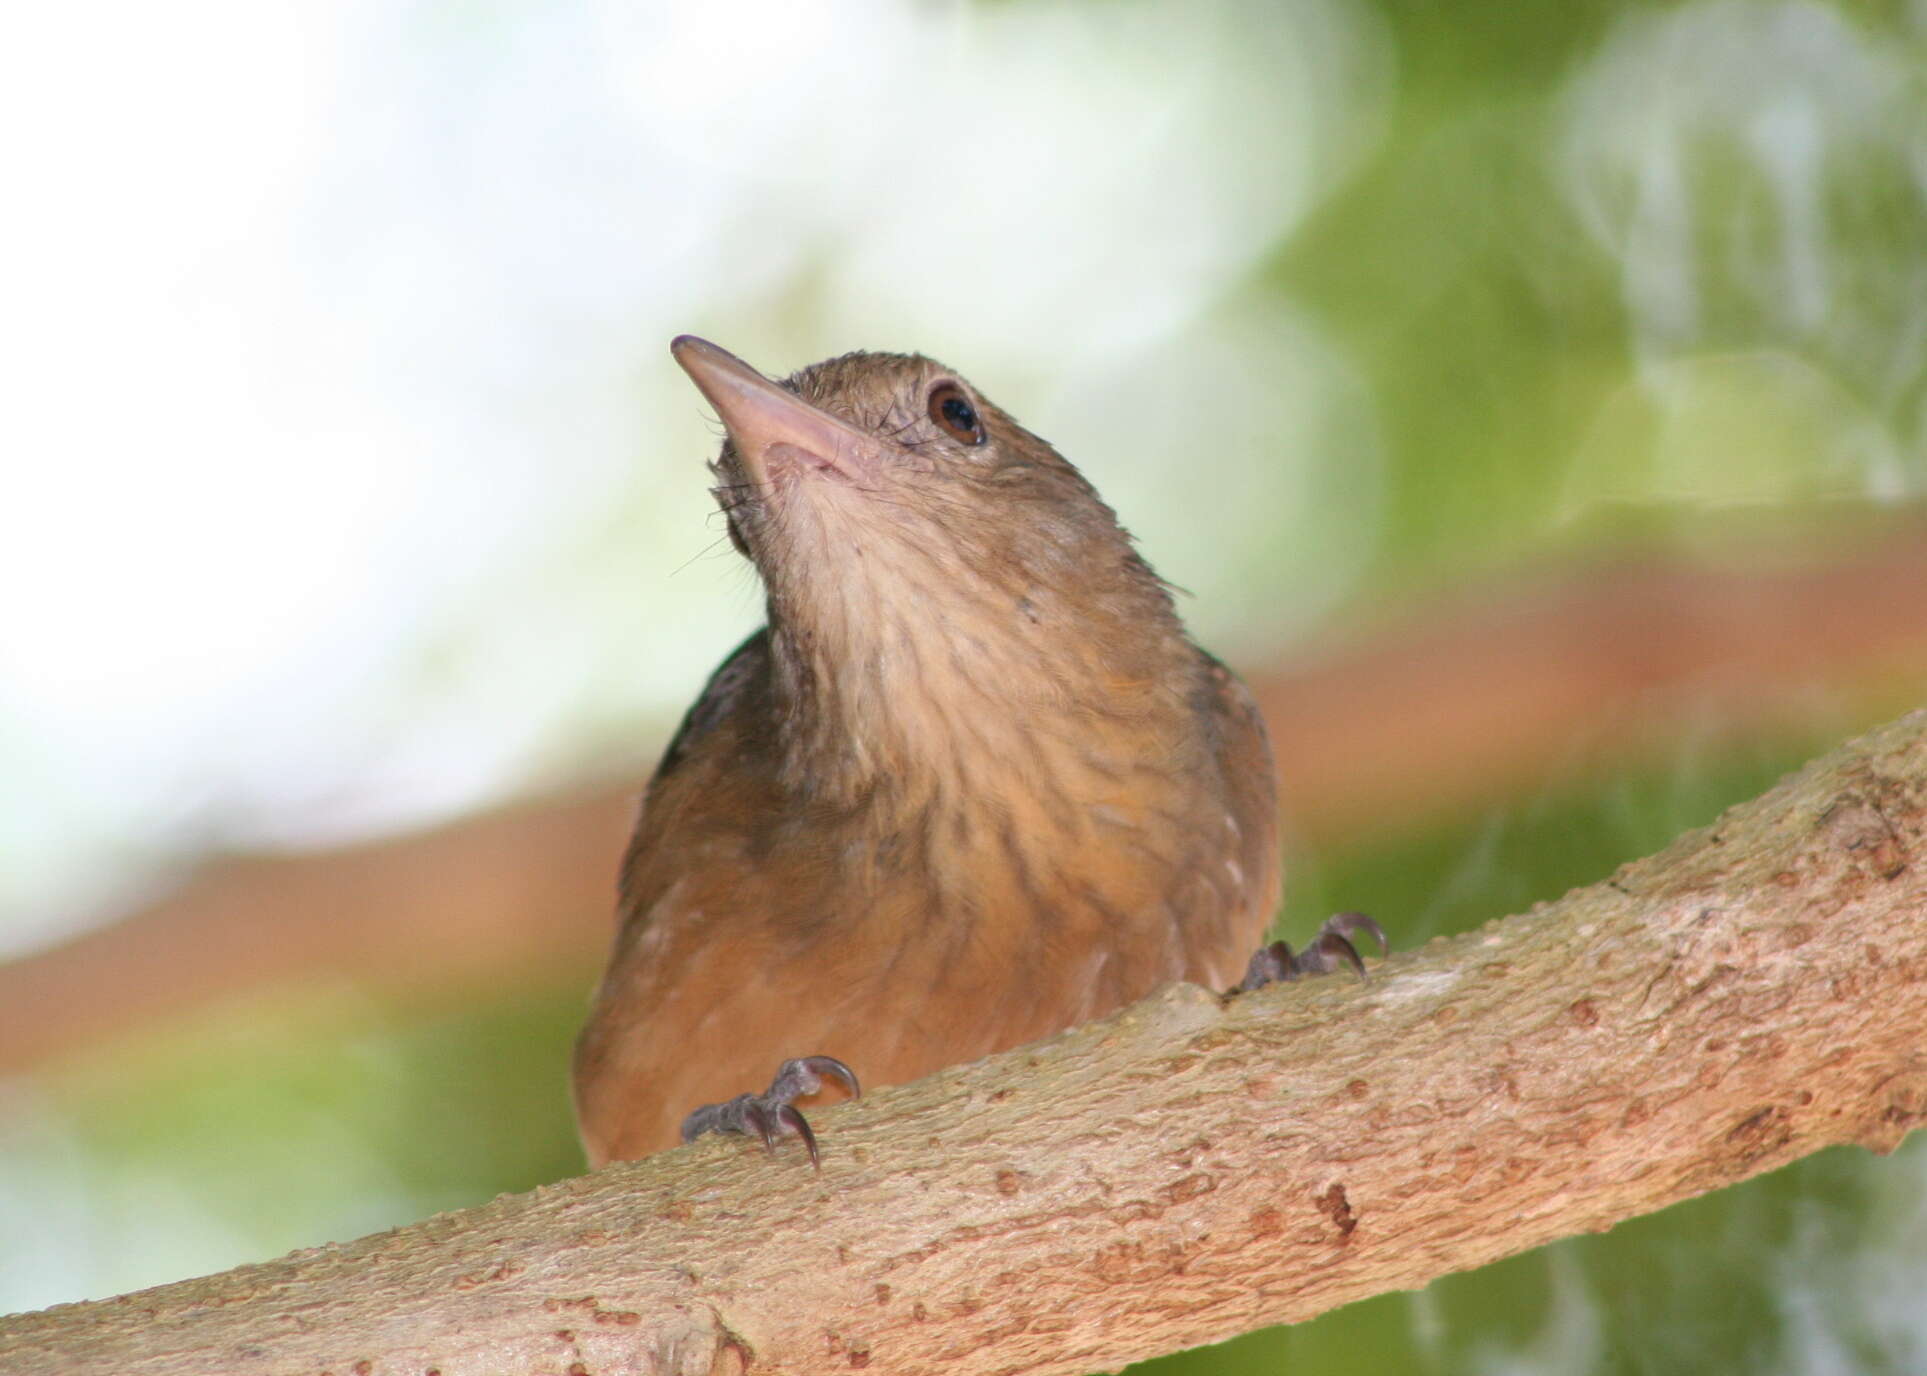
571 336 1380 1167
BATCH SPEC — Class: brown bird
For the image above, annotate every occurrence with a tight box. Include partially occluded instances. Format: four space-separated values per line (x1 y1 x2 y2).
572 337 1378 1167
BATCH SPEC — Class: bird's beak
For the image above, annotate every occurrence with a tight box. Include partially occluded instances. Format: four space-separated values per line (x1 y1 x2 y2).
671 335 876 487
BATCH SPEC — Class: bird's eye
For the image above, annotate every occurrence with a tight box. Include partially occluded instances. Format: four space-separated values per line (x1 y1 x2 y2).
928 382 986 446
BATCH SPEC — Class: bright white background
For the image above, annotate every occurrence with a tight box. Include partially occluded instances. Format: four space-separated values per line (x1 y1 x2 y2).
0 0 1393 956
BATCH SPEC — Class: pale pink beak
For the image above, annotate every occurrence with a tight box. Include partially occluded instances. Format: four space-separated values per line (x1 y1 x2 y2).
671 336 876 486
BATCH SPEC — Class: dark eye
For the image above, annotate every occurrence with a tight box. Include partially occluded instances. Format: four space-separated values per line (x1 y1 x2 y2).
928 382 985 445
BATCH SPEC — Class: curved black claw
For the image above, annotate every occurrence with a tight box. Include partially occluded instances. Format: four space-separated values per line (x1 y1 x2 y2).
1237 911 1389 992
679 1055 861 1169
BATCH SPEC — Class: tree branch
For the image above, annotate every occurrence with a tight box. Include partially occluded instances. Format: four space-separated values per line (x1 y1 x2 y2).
6 711 1925 1376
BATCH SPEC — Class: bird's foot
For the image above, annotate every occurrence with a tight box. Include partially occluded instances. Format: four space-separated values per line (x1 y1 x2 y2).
1236 912 1388 992
679 1055 861 1168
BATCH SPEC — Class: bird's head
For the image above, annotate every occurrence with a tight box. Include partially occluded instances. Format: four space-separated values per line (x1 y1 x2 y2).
671 335 1175 643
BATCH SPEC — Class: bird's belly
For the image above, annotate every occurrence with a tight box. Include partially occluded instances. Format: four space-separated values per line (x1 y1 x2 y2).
574 861 1265 1165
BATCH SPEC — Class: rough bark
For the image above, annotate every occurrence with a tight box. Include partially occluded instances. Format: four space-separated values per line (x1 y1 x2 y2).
4 710 1924 1376
9 521 1927 1077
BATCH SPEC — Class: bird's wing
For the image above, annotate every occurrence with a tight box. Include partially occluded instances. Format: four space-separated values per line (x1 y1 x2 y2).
1197 650 1283 958
653 627 770 780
